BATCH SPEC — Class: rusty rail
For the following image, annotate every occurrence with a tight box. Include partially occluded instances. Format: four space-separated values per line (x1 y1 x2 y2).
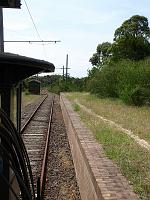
38 98 54 199
21 95 48 134
20 93 54 199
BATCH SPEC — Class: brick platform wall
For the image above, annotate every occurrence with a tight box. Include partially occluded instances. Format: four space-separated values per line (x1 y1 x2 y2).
60 93 139 200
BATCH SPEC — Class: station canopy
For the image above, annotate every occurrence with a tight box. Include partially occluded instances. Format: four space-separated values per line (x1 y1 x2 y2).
0 52 55 86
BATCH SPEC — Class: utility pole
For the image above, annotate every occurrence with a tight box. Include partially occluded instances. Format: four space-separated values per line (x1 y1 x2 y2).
0 8 4 52
62 65 65 81
59 65 65 81
65 54 68 84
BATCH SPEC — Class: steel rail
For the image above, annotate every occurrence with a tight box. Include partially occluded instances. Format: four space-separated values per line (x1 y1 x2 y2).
21 94 48 134
39 97 54 199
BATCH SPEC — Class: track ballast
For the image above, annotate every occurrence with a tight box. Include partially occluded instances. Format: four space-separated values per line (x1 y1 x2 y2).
21 93 81 200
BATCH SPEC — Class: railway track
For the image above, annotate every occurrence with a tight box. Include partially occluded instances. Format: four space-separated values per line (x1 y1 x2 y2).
21 95 48 130
43 95 81 200
21 93 81 200
21 94 55 199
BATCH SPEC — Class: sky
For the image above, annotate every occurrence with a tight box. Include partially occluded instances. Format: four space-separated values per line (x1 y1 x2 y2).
3 0 150 77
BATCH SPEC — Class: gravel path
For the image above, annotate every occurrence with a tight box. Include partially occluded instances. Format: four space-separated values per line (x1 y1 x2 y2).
43 95 81 200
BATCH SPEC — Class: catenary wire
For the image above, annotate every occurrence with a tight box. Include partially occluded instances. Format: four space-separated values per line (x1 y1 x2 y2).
23 0 42 40
23 0 47 59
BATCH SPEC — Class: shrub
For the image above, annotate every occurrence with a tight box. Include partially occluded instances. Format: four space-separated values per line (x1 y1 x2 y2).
73 103 80 111
88 58 150 106
24 90 30 95
119 86 132 105
87 64 119 98
131 87 150 106
48 84 61 94
117 59 150 106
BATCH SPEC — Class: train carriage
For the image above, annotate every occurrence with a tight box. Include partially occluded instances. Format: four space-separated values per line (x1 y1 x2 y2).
0 52 55 200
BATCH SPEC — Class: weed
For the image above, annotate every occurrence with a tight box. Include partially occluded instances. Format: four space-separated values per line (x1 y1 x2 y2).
73 103 80 112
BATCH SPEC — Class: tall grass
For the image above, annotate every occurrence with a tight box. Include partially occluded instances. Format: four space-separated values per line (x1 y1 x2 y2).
66 92 150 146
79 109 150 199
22 92 41 109
66 93 150 199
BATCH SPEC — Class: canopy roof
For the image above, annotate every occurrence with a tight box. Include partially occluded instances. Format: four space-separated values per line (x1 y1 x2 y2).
0 52 55 87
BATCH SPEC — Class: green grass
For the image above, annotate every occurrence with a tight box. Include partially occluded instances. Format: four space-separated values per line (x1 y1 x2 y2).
22 92 41 110
65 92 150 200
73 103 80 112
12 92 41 124
66 92 150 143
79 108 150 199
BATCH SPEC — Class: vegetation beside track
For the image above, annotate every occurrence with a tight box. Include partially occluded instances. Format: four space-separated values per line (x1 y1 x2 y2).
67 92 150 143
66 92 150 200
21 92 41 109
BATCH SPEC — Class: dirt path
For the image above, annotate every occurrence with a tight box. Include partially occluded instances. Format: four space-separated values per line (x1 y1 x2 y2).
75 99 150 151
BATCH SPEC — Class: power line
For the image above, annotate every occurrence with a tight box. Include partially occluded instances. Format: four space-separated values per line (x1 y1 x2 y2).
4 40 61 43
23 0 42 41
13 0 61 61
23 0 48 59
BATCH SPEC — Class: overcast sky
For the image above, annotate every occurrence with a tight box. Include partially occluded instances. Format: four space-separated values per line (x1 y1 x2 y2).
3 0 150 77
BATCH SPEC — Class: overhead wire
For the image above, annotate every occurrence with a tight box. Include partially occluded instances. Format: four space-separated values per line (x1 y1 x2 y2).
23 0 47 59
23 0 42 41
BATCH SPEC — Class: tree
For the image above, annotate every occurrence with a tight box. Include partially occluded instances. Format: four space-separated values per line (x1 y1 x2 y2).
97 42 112 57
89 53 100 66
112 15 150 60
89 42 111 66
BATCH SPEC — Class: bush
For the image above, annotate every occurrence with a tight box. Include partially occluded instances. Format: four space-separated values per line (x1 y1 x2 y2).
131 87 150 106
117 59 150 106
24 90 30 95
88 58 150 106
48 84 61 94
119 86 150 106
73 103 80 111
119 86 132 105
87 64 119 98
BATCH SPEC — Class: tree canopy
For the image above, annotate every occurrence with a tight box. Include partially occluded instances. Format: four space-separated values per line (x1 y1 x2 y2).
114 15 150 41
89 42 111 66
112 15 150 60
88 15 150 107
